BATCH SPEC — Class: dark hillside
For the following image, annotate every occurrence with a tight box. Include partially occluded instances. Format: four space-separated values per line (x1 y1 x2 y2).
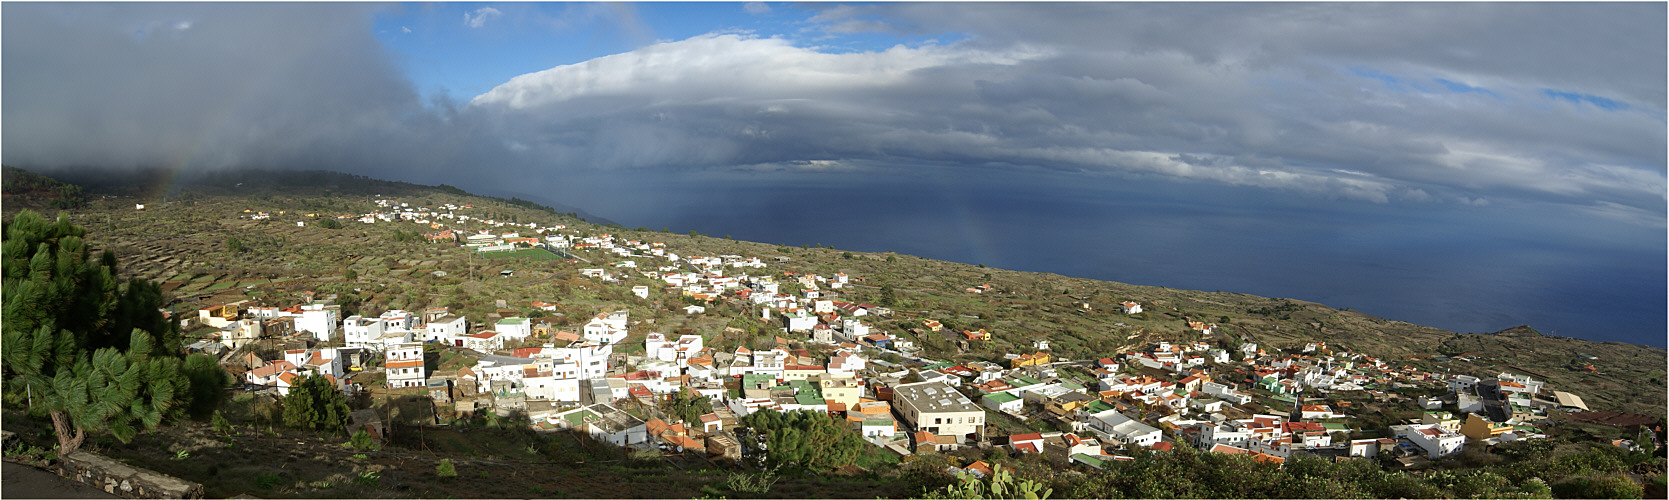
2 165 86 209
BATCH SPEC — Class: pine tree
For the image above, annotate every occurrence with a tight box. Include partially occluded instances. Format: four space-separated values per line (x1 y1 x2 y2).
281 374 351 432
3 210 200 456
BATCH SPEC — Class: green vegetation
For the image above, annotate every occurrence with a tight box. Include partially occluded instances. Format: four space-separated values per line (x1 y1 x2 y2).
737 409 869 473
481 247 562 260
281 374 351 432
2 166 86 209
182 353 233 419
926 463 1052 499
661 388 715 425
2 210 211 456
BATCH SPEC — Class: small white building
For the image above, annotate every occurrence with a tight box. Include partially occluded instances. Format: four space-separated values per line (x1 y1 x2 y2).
1085 409 1162 448
426 315 468 342
343 316 385 349
385 343 426 389
1392 424 1466 459
296 305 339 342
496 317 532 341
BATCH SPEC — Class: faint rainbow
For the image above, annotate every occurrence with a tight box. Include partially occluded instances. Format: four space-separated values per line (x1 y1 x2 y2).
928 164 999 269
145 21 321 201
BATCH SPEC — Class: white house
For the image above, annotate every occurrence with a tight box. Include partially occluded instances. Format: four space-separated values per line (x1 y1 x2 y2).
584 311 629 345
427 315 468 342
386 343 426 389
555 341 612 379
299 348 344 380
982 391 1024 414
343 316 385 349
379 310 417 331
246 360 299 386
295 305 339 341
827 350 866 378
1120 301 1143 315
547 404 647 448
1085 409 1162 448
1392 424 1466 459
464 331 505 353
1448 374 1481 393
782 310 816 332
644 333 704 367
631 286 650 299
496 317 532 341
893 381 986 445
1201 381 1252 405
841 319 871 340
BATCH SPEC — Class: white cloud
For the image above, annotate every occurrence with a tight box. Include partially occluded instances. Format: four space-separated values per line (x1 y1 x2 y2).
401 26 412 34
743 3 771 15
471 34 1051 109
464 7 501 29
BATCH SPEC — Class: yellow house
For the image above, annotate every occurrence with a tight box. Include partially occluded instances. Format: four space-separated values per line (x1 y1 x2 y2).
819 376 864 408
963 329 992 341
783 364 828 382
1460 413 1514 441
1010 352 1051 369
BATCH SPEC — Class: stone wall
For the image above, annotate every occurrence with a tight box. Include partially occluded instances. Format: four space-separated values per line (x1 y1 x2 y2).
58 451 204 499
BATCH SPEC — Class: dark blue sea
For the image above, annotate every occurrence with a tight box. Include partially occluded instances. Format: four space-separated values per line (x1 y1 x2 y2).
518 166 1667 348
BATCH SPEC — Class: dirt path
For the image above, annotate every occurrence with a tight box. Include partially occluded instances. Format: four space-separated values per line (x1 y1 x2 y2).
1 461 117 499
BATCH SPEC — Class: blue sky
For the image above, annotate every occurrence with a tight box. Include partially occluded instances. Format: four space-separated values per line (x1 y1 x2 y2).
3 2 1664 345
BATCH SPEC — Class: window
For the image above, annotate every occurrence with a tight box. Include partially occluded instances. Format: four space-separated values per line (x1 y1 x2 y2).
935 418 942 425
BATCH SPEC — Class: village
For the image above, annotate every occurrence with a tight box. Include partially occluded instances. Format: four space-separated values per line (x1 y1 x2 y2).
187 196 1639 478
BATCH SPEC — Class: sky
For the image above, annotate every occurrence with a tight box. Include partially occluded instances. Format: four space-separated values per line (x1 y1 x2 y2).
4 3 1665 346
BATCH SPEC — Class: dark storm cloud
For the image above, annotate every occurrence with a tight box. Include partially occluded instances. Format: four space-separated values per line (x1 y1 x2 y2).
1 3 493 181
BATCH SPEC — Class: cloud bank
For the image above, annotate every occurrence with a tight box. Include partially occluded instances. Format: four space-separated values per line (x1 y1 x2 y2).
3 2 1663 222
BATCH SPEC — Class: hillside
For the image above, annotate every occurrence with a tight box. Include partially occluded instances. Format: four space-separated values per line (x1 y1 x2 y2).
1 165 87 209
4 167 1661 417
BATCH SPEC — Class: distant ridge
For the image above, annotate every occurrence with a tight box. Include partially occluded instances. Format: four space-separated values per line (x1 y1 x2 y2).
12 166 619 225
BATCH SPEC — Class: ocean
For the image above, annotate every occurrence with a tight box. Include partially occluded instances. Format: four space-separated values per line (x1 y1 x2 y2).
530 166 1667 348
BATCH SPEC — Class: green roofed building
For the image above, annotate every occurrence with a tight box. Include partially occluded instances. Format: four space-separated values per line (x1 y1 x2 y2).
983 391 1024 413
1071 453 1111 469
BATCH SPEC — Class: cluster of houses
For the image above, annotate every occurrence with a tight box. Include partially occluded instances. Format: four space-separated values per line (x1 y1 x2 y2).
206 199 1626 470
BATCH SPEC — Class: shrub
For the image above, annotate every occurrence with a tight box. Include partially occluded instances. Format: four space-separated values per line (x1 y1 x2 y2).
1552 473 1643 499
436 459 458 478
725 470 779 496
354 470 380 487
211 411 233 436
348 429 378 451
255 472 284 490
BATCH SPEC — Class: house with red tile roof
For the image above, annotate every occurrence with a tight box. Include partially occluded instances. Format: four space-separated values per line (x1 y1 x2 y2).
1009 433 1045 454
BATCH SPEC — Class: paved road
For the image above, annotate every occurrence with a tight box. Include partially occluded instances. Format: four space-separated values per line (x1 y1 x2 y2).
1 461 116 499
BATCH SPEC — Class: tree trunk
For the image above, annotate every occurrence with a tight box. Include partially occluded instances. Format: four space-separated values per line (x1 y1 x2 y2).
50 410 84 457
